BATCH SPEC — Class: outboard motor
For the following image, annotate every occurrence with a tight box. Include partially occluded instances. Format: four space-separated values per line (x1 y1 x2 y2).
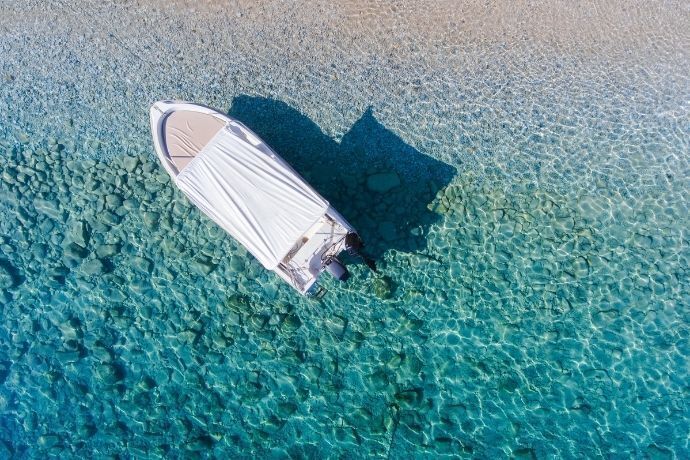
325 258 350 281
345 232 378 272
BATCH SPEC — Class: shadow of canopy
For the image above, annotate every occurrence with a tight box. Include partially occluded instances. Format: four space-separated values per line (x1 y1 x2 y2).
228 96 456 261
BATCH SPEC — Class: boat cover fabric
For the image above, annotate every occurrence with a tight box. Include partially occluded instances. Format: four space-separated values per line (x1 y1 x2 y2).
175 127 329 269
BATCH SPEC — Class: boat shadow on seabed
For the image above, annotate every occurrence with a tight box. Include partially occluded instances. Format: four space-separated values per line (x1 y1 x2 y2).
228 96 456 267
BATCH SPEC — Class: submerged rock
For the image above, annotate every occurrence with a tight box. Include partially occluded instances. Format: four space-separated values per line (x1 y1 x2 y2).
191 257 216 275
366 172 401 193
81 259 106 276
63 243 89 265
37 434 60 449
276 401 298 418
105 194 123 208
131 256 153 273
34 198 62 220
68 220 90 247
326 315 348 337
142 212 160 229
122 156 140 172
0 263 18 289
100 211 121 226
372 275 393 300
95 362 126 385
95 244 120 258
122 198 140 211
228 255 245 273
281 314 302 333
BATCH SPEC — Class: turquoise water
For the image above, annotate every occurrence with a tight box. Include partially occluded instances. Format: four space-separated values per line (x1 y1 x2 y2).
1 1 690 458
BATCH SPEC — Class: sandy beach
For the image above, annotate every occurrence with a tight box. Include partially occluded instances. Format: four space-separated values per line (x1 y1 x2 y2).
2 1 687 167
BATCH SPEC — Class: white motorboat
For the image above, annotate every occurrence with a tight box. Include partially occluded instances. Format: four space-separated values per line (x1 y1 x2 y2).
150 101 374 295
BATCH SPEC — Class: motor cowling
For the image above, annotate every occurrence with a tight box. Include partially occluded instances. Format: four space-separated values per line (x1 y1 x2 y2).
345 232 377 272
325 258 350 281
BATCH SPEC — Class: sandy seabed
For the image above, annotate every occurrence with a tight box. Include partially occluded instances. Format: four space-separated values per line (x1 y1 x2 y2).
0 0 689 457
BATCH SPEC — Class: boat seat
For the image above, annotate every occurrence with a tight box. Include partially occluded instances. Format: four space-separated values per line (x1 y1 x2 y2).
164 110 226 172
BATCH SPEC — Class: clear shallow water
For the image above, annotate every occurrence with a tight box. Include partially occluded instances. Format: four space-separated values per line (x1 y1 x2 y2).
1 1 690 458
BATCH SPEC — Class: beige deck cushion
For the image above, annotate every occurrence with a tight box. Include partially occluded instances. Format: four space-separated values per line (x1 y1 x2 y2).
164 110 225 171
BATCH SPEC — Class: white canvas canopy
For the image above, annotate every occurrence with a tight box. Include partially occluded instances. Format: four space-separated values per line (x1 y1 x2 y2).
174 127 330 269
